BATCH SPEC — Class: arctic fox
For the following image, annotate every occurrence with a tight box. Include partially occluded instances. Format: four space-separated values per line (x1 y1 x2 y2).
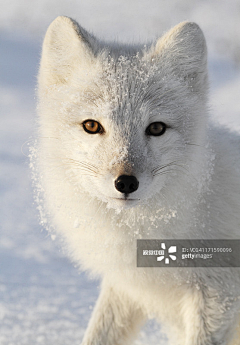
33 16 240 345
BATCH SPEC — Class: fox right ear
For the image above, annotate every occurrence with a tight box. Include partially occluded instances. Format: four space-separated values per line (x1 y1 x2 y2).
38 16 96 88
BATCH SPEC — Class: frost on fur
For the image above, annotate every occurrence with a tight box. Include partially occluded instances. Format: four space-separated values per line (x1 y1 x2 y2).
31 16 240 345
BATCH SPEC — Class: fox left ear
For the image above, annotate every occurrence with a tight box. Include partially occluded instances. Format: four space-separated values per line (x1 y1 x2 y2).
38 16 97 89
150 22 208 94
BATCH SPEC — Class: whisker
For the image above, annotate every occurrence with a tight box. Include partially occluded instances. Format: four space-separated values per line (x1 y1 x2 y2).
38 136 60 140
21 139 35 157
185 142 204 148
152 161 179 174
152 170 176 177
152 161 198 183
41 164 99 178
63 158 100 174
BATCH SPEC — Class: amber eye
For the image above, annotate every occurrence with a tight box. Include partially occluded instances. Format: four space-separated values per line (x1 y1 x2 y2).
146 122 166 136
82 120 104 134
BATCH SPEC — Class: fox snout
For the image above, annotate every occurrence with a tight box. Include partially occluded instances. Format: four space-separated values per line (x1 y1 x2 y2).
114 175 139 194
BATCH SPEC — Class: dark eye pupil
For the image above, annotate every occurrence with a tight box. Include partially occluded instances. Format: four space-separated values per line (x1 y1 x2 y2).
86 121 98 132
146 122 166 136
151 123 162 133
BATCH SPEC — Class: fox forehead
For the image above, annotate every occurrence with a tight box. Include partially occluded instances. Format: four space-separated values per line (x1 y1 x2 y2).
72 55 189 131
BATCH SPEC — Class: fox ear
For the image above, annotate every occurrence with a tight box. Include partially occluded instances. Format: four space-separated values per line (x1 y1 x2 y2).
38 16 96 87
150 22 208 93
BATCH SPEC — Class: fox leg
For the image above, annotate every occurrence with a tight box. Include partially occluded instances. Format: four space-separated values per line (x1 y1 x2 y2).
229 316 240 345
180 285 240 345
81 280 145 345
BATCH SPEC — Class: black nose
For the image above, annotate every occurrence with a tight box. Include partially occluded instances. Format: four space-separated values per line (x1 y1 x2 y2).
115 175 139 194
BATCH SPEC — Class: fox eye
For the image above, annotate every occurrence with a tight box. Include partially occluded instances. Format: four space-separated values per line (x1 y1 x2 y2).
82 120 104 134
146 122 166 136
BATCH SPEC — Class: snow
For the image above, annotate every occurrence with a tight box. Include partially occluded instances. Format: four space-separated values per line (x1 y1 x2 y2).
0 1 240 344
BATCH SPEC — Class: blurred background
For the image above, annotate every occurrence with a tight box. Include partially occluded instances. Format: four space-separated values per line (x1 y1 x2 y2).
0 1 240 344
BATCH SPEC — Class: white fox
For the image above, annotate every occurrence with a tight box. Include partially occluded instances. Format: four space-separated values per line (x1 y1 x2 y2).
33 16 240 345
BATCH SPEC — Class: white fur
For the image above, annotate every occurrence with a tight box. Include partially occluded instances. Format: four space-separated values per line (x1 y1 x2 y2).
32 16 240 345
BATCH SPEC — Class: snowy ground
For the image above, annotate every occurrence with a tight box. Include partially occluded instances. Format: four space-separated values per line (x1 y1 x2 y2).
0 1 240 344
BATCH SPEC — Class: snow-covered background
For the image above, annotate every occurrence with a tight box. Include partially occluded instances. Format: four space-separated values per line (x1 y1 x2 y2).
0 1 240 344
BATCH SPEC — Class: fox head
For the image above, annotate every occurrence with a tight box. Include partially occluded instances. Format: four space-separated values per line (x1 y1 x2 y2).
37 16 208 211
